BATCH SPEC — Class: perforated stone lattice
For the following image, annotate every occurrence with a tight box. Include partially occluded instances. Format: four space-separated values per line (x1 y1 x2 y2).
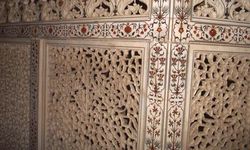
188 52 250 150
46 45 143 150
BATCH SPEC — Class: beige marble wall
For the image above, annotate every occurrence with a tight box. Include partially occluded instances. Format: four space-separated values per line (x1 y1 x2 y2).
0 41 31 150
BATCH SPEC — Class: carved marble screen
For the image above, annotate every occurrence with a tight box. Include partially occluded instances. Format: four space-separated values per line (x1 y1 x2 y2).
183 44 250 150
0 39 32 149
39 39 149 150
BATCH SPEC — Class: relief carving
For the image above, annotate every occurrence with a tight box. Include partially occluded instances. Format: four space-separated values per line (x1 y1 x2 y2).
0 1 7 23
229 0 250 21
193 0 250 22
41 0 148 20
22 0 39 22
85 0 147 17
193 0 224 18
60 0 85 20
0 0 149 23
188 52 250 150
40 0 60 21
7 0 21 23
45 45 143 149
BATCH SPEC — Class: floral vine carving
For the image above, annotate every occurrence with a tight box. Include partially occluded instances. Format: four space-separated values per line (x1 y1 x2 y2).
0 1 7 23
0 0 149 23
193 0 250 22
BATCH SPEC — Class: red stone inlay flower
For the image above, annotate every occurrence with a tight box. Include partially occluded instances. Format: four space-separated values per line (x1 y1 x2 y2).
124 25 132 33
209 28 217 37
157 27 162 32
178 27 184 33
48 28 53 33
81 26 87 33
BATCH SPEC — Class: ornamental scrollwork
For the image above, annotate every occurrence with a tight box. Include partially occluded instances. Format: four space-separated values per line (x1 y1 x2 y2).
229 0 250 21
22 0 40 22
0 0 149 23
193 0 250 22
7 0 22 23
0 1 7 23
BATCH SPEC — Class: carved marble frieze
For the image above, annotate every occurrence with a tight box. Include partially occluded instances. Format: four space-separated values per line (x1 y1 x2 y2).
0 0 150 23
192 0 250 24
184 44 250 150
39 39 149 150
0 40 32 149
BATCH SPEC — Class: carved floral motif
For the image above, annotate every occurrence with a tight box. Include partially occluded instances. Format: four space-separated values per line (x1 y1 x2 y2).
7 0 21 23
0 0 150 23
0 1 7 23
193 0 250 22
22 0 40 22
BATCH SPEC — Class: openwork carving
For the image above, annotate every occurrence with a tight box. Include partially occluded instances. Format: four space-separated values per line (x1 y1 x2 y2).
44 43 144 149
193 0 250 22
188 51 250 150
0 42 31 149
0 0 150 23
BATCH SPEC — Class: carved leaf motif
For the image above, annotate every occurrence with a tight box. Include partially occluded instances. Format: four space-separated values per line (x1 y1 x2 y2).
0 0 149 23
22 1 39 22
0 1 7 23
41 0 60 21
193 0 224 18
7 0 21 23
117 0 134 15
61 0 85 19
229 0 250 21
207 0 224 18
85 0 104 17
193 0 250 22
